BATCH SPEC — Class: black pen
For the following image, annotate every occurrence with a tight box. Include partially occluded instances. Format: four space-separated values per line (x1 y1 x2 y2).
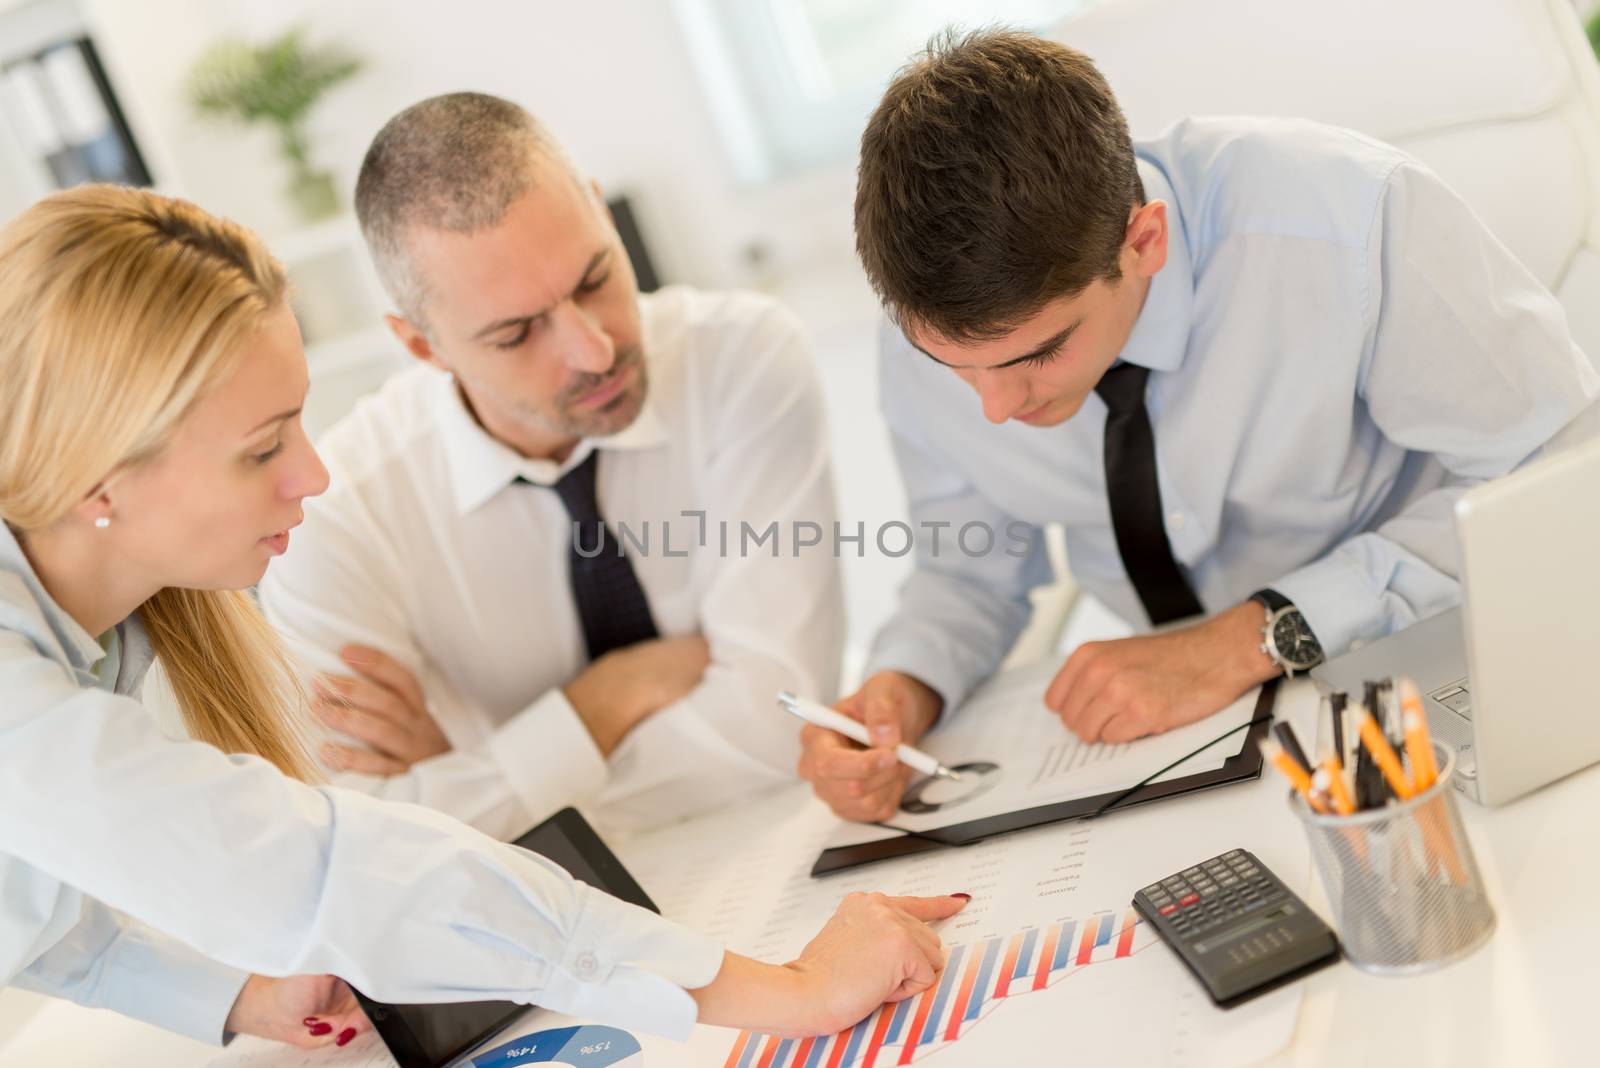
1272 721 1313 779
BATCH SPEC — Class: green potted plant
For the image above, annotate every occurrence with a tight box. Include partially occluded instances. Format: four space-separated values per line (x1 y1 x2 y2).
187 28 362 222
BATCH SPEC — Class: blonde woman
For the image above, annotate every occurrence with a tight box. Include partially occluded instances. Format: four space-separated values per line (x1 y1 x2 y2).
0 185 965 1053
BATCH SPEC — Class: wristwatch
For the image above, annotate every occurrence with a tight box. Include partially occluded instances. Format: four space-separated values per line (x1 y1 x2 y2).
1250 589 1324 677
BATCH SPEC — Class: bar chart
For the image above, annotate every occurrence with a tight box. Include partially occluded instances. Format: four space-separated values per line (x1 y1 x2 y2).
722 907 1150 1068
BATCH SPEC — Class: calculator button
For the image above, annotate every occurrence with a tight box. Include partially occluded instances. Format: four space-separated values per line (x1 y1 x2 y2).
1179 893 1199 907
1222 850 1243 860
1142 884 1163 897
1159 902 1178 915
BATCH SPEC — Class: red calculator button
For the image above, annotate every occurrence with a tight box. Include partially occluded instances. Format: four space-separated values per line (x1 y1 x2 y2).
1179 894 1200 907
1159 903 1178 915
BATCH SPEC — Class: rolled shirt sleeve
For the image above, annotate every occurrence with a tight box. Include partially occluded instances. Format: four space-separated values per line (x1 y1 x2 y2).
257 490 612 842
1273 160 1600 654
863 325 1056 714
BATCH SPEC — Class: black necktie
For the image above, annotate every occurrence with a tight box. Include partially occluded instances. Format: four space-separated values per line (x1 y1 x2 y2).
537 449 660 660
1094 363 1204 626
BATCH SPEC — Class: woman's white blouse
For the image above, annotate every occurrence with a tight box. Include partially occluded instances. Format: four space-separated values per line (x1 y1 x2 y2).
0 524 723 1043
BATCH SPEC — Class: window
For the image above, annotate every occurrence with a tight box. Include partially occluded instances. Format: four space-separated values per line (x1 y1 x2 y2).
674 0 1096 183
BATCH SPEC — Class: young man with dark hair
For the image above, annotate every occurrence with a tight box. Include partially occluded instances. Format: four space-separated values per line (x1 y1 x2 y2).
799 29 1599 822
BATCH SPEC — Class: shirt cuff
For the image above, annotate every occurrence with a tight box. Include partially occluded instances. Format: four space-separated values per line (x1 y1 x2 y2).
1272 548 1400 658
99 932 251 1046
865 638 976 721
489 688 609 823
535 882 726 1040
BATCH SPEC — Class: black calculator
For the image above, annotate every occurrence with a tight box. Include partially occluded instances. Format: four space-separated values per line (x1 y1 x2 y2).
1131 848 1339 1008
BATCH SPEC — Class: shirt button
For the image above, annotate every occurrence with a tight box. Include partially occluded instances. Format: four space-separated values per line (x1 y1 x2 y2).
1168 511 1186 530
574 952 599 979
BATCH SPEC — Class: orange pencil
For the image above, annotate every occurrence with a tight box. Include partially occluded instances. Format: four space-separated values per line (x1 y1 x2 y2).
1263 738 1331 814
1317 756 1357 816
1356 706 1415 801
1397 678 1440 791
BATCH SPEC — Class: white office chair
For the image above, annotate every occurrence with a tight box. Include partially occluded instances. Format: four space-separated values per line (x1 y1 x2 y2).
1052 0 1600 363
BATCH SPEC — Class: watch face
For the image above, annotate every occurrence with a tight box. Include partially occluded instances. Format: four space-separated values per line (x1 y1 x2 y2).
1272 612 1323 667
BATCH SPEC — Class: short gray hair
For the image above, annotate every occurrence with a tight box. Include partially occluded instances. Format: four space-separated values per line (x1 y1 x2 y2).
354 92 574 326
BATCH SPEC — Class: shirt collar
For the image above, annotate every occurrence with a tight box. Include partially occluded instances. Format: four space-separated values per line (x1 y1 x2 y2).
435 367 669 515
1115 156 1195 375
0 520 144 683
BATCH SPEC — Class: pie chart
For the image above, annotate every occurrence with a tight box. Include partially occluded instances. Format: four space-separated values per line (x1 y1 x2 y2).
468 1025 641 1066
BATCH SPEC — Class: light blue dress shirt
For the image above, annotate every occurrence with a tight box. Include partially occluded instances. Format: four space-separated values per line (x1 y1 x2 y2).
0 522 723 1043
867 116 1599 713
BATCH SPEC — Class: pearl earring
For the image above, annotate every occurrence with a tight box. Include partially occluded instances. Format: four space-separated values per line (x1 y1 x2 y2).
94 517 110 529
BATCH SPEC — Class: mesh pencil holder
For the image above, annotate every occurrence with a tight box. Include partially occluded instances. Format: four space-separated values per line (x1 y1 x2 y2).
1288 743 1495 974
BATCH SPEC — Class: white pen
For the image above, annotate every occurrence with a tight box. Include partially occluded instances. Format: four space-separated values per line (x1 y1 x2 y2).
777 691 963 782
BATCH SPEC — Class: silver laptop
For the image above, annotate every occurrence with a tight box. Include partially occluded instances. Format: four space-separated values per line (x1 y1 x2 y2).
1312 438 1600 805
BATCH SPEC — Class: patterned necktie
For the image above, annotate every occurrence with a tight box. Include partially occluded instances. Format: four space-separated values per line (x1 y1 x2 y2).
1094 363 1204 626
537 449 660 660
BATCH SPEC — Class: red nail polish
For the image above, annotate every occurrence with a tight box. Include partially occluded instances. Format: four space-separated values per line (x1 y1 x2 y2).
951 892 972 900
309 1023 332 1036
336 1027 357 1047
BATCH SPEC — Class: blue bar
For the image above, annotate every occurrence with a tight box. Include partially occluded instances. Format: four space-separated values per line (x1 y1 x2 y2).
1012 927 1040 980
734 1033 760 1068
803 1034 830 1068
883 997 913 1044
1052 920 1078 970
839 1013 873 1067
963 937 1003 1021
771 1038 794 1068
1094 912 1116 949
919 943 967 1044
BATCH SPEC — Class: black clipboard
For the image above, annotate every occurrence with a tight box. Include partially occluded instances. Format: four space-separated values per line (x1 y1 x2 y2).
811 680 1279 877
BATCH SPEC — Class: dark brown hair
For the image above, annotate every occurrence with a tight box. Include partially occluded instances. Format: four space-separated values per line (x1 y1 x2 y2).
855 28 1142 342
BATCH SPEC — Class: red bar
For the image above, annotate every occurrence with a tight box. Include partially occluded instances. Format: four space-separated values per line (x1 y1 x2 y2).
824 1022 855 1068
943 944 985 1041
791 1037 816 1068
861 1007 895 1068
1116 908 1139 957
896 985 939 1066
1075 915 1099 965
1031 922 1062 991
993 932 1025 998
724 1032 754 1068
755 1035 783 1068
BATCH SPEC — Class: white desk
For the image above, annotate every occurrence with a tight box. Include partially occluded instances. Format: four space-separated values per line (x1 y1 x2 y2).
3 678 1594 1067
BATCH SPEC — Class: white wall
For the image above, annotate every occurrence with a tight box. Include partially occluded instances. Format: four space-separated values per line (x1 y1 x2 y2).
77 0 862 289
63 0 917 661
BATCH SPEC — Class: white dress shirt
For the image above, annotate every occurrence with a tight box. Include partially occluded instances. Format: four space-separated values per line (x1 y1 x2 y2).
868 117 1600 713
259 286 843 839
0 523 724 1041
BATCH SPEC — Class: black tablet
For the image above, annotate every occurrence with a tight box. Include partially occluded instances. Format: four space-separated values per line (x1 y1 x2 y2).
352 807 658 1068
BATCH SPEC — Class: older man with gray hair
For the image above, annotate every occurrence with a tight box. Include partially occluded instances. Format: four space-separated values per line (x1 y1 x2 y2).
260 92 843 835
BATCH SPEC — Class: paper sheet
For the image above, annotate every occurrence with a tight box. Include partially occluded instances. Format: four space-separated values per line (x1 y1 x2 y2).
207 1032 394 1067
826 659 1260 845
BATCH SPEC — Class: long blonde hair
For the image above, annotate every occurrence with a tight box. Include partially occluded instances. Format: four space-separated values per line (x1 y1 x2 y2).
0 184 316 780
